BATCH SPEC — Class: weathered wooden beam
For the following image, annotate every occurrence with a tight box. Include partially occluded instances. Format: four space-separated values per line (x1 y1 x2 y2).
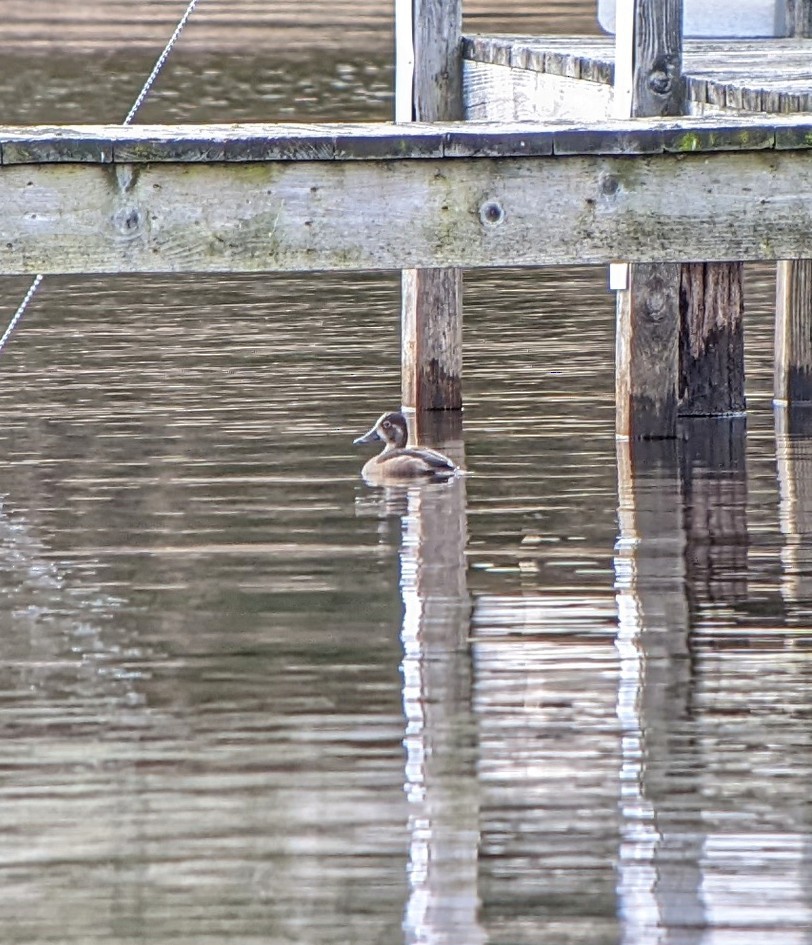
0 116 807 164
0 120 811 275
614 0 684 439
399 0 464 412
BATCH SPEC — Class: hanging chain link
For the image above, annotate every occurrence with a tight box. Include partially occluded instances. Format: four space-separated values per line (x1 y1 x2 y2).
0 0 205 358
124 0 204 126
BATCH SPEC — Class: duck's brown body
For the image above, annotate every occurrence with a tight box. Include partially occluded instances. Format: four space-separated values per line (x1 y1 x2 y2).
353 411 458 481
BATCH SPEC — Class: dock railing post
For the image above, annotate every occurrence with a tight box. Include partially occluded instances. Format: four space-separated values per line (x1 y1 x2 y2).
775 0 812 405
788 0 812 35
396 0 464 412
614 0 684 438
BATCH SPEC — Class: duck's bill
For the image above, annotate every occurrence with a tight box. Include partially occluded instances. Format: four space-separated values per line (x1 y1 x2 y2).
353 426 381 445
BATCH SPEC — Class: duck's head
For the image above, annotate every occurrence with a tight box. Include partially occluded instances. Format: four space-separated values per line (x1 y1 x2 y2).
353 411 409 450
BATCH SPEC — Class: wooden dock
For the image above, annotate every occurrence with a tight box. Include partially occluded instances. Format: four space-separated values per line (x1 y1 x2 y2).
5 0 812 432
3 116 812 275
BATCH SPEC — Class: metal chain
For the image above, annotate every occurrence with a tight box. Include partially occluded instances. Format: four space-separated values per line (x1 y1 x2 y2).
0 0 205 357
124 0 204 126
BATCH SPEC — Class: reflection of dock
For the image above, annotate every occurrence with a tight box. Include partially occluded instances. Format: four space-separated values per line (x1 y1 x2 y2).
389 408 812 939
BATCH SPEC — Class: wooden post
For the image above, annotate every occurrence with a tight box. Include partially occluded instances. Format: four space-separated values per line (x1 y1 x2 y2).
775 0 812 404
678 262 745 415
614 0 684 438
788 0 812 35
397 0 464 411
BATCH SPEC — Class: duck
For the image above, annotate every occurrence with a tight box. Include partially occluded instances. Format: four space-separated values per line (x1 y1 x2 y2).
353 411 459 480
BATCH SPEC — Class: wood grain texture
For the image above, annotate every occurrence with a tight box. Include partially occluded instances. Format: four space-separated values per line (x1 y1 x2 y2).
1 117 811 164
462 35 812 116
775 0 812 404
402 269 463 410
1 150 812 274
678 262 745 415
403 0 464 411
776 259 812 402
788 0 812 36
615 0 684 439
616 263 681 439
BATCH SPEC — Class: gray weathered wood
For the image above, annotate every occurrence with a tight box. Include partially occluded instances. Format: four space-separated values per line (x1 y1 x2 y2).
402 269 463 410
775 259 812 402
462 35 812 117
615 0 684 439
2 143 812 274
787 0 812 35
628 0 685 118
401 0 464 412
616 263 681 438
0 117 810 164
679 263 745 414
775 4 812 402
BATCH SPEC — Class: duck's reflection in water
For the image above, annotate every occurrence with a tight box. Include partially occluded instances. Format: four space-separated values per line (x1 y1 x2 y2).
355 409 483 945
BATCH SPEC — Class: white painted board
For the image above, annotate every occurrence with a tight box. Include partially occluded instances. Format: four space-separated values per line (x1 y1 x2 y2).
598 0 788 37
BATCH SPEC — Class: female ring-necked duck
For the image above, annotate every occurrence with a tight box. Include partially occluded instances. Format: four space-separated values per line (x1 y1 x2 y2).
353 411 459 480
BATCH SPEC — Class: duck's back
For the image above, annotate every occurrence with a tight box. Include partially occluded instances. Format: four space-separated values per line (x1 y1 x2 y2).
363 446 456 479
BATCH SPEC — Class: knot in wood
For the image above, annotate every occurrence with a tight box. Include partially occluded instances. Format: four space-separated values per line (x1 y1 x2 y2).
648 69 673 96
113 207 143 238
479 200 505 227
600 175 620 197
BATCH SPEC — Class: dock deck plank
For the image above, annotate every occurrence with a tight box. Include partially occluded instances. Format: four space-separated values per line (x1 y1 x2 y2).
463 35 812 112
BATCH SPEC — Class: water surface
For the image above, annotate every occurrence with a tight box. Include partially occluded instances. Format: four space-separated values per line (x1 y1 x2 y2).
0 3 808 943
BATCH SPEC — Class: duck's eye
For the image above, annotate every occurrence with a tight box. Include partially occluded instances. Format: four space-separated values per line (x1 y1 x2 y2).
383 420 391 429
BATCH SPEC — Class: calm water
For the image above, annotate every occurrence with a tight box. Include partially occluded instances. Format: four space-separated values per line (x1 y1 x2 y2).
0 4 809 943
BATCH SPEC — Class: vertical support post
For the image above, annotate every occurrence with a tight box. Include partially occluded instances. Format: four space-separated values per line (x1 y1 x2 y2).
614 0 744 434
776 260 812 402
775 1 812 403
396 0 463 412
614 0 684 438
678 262 745 415
788 0 812 36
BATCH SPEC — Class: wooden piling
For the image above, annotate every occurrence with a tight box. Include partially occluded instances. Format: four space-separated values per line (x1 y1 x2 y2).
614 0 684 439
615 0 746 434
678 263 745 415
397 0 463 412
775 0 812 404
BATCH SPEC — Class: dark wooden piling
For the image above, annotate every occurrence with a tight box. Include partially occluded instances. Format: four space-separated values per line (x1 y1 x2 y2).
775 0 812 404
615 0 747 435
614 0 684 439
398 0 464 412
678 263 745 415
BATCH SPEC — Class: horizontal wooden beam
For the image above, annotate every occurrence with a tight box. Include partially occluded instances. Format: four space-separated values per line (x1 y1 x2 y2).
0 118 811 274
3 115 812 163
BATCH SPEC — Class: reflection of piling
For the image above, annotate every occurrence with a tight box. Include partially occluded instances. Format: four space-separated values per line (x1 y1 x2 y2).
614 422 752 938
679 417 749 617
395 415 483 945
776 405 812 611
